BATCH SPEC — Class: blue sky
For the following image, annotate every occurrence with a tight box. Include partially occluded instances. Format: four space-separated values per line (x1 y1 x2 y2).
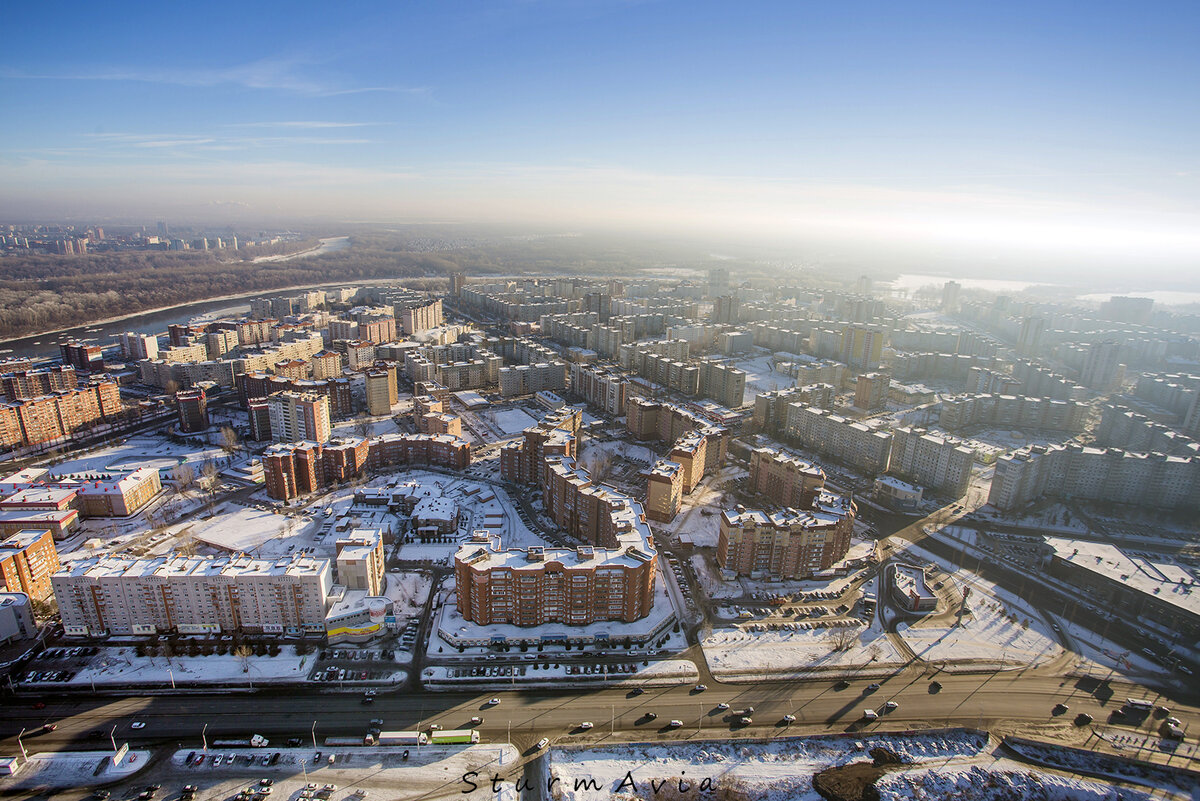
2 1 1198 277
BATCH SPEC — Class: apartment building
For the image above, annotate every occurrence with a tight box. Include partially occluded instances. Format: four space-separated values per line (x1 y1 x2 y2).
455 530 656 627
396 299 444 335
644 460 683 522
238 372 354 420
697 358 747 409
176 388 209 433
840 324 884 371
784 405 893 475
335 530 385 596
0 528 61 600
887 427 974 498
0 381 123 449
748 447 826 509
939 393 1089 433
989 444 1200 512
568 363 628 416
53 553 332 637
1 366 77 400
853 371 890 412
500 406 581 485
263 433 471 500
499 362 568 397
625 398 728 471
752 383 835 433
266 391 331 444
717 492 857 579
118 332 159 362
365 368 397 416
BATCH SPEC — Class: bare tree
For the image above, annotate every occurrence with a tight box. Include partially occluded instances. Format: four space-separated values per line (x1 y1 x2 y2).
353 414 373 439
829 626 857 652
588 450 615 484
234 643 253 673
219 425 240 456
171 463 197 493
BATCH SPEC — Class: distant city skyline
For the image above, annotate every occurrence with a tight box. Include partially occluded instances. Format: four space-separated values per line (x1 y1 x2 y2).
2 1 1198 284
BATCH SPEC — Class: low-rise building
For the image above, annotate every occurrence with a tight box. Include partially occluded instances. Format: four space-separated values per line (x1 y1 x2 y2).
888 563 937 612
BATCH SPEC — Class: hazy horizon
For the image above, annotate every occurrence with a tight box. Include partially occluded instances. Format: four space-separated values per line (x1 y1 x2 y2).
3 1 1198 287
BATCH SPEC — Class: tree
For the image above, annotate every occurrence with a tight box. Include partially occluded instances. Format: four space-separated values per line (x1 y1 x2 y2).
201 460 220 513
353 415 373 439
30 596 58 621
234 643 253 673
219 425 240 455
830 627 857 652
171 463 197 493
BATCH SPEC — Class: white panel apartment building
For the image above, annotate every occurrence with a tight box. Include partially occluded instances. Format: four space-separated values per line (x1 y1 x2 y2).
785 405 893 474
53 554 332 637
887 426 974 498
499 362 568 397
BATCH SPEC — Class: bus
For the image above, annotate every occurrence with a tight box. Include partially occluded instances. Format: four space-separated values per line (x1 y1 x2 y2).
1124 698 1154 712
430 730 480 745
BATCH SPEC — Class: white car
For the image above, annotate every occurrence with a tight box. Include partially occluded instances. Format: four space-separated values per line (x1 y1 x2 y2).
862 709 879 721
579 722 594 730
667 719 683 728
131 722 146 729
469 717 483 725
883 701 899 711
782 714 796 723
694 684 707 692
716 703 730 711
489 698 501 706
536 737 550 750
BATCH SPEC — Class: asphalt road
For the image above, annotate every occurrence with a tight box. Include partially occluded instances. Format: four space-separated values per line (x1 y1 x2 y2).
5 664 1195 756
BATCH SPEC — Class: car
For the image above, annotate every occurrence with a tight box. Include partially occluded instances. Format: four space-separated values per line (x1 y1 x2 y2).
287 738 302 747
716 702 730 711
579 722 594 730
629 687 644 696
929 681 942 693
782 715 796 724
835 679 850 690
1052 703 1069 715
260 755 270 766
259 779 274 786
313 751 322 763
865 683 880 692
323 785 338 793
131 721 146 729
41 723 57 731
642 712 658 721
883 701 899 711
1166 716 1182 727
737 717 752 726
693 684 707 692
536 738 550 750
862 709 879 721
429 724 442 731
1155 706 1172 718
93 792 111 800
1074 713 1094 726
32 702 45 710
667 719 683 728
489 697 501 706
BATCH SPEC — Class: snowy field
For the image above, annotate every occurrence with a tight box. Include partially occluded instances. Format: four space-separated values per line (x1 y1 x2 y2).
581 438 657 466
384 570 434 621
189 504 318 555
330 416 400 438
491 408 539 435
163 744 520 801
897 594 1062 668
62 647 314 688
701 617 906 679
876 762 1157 801
42 435 230 477
893 542 1063 670
734 353 796 405
0 750 151 792
548 730 994 801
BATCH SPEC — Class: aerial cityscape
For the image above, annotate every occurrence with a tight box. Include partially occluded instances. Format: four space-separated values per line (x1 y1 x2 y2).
1 2 1198 801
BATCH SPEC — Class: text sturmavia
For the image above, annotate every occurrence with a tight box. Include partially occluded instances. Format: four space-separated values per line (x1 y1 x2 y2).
462 771 718 795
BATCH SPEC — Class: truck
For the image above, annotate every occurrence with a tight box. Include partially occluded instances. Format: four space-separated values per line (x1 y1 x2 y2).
430 730 480 745
212 735 269 748
377 731 429 746
325 737 369 747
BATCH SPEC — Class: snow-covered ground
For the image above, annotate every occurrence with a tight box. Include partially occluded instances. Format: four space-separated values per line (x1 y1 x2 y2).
61 647 315 688
383 570 433 622
701 615 906 679
734 353 796 406
891 541 1063 670
877 761 1156 801
424 658 698 688
43 435 230 477
491 408 539 435
189 504 318 555
165 744 520 801
548 730 992 801
330 416 400 438
0 750 151 792
580 438 657 466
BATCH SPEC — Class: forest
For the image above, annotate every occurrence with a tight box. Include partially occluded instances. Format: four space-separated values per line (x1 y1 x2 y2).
0 225 748 340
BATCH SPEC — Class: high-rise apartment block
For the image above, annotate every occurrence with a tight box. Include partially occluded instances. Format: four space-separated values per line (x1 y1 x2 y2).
175 388 209 433
888 427 974 498
0 528 61 600
266 392 331 444
853 371 890 412
53 553 332 637
717 493 856 580
118 332 159 362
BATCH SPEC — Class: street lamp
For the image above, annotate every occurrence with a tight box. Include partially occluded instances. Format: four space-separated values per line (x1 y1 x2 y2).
202 723 208 751
300 758 308 783
16 728 27 760
109 725 118 754
311 720 318 750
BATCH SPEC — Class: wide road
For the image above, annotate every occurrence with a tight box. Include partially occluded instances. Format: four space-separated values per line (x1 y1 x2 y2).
5 664 1195 756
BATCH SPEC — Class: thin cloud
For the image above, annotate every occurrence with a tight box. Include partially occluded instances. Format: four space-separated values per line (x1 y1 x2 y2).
2 57 423 97
226 121 378 129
